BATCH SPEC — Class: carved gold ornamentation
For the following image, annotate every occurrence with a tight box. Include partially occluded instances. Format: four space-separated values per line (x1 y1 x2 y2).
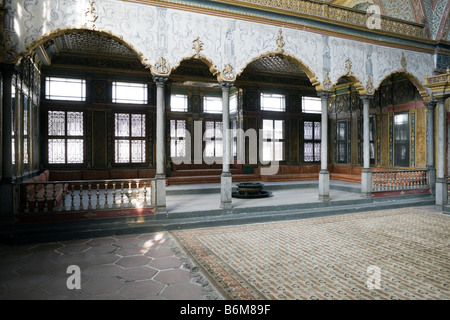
218 64 236 82
193 36 204 57
85 0 98 30
345 58 352 76
323 71 332 90
366 75 375 95
276 28 285 53
401 52 407 71
151 56 171 76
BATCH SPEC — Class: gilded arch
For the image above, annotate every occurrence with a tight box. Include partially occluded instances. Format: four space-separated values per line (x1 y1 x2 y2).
236 51 321 90
20 27 151 69
375 71 431 102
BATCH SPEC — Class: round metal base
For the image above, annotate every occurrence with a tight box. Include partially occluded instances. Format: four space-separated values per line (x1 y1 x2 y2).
232 190 272 199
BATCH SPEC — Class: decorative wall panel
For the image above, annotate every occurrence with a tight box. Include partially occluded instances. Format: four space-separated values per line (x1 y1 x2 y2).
5 0 436 96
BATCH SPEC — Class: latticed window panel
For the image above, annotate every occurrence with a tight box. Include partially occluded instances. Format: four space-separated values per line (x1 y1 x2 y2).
48 111 84 164
303 121 321 162
48 111 66 136
115 140 130 163
48 139 66 164
67 112 84 136
67 139 84 163
131 140 146 163
114 113 146 164
115 113 130 137
262 119 285 162
204 121 223 158
170 120 187 158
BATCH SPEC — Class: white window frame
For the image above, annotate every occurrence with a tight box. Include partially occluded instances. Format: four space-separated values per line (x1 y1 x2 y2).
45 77 86 101
112 81 148 104
302 96 322 114
260 93 286 112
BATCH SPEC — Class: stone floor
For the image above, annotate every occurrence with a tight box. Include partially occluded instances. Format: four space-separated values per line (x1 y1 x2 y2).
0 231 222 300
0 202 445 300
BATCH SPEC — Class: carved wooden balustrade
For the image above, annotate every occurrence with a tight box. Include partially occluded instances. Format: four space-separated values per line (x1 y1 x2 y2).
16 178 154 214
372 169 430 193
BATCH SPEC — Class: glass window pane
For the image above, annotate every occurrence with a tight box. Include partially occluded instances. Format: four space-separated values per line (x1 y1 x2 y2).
205 121 215 138
263 141 273 162
177 120 186 138
230 94 238 114
314 143 321 162
204 141 215 158
304 121 313 140
215 122 223 139
176 140 186 158
67 139 84 163
48 111 66 136
215 140 223 157
263 120 273 140
314 122 321 140
115 140 130 163
113 82 148 104
171 94 188 112
115 113 130 137
302 96 322 114
67 112 83 136
46 77 86 101
48 139 66 164
204 96 222 114
131 114 146 137
274 120 283 140
304 142 313 162
274 141 284 161
261 93 285 112
131 140 145 163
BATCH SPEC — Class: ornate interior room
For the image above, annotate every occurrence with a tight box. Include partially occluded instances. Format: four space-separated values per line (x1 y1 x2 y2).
1 0 450 240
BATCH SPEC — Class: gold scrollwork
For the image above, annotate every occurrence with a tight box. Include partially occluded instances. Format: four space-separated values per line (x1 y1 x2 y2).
323 71 332 90
193 36 204 57
366 75 375 95
218 64 236 82
85 0 98 30
276 28 285 53
151 56 171 76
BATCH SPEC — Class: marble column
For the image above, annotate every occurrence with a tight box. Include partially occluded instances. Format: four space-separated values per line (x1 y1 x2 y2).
435 97 447 206
220 81 233 210
360 95 373 199
0 64 16 222
318 91 332 202
153 76 168 214
425 101 436 193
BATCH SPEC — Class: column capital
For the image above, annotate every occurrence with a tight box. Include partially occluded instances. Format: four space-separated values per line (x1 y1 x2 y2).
359 94 374 103
435 96 447 104
316 90 332 99
424 100 436 110
153 75 169 87
218 81 234 90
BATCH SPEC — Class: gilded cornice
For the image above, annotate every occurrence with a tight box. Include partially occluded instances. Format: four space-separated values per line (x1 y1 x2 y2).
121 0 436 53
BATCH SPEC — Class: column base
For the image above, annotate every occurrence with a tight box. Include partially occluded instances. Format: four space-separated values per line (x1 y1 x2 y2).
318 170 330 202
435 178 447 206
361 169 373 199
154 175 167 214
221 172 232 210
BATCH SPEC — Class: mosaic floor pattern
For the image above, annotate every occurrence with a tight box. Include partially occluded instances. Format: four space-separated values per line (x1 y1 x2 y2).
170 208 450 300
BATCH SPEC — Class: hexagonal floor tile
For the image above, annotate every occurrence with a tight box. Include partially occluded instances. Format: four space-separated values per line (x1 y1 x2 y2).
119 280 164 299
153 269 191 285
115 255 151 268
